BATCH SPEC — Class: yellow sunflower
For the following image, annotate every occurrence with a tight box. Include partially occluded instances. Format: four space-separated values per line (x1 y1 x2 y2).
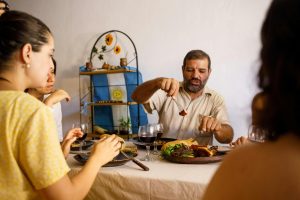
114 45 121 54
112 88 123 100
105 34 113 46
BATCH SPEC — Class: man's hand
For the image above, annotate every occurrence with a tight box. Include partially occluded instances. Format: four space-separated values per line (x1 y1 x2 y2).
44 89 71 107
198 116 222 134
197 115 233 144
158 78 180 97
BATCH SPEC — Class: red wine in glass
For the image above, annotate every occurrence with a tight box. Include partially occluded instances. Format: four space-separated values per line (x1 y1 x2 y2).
139 136 156 143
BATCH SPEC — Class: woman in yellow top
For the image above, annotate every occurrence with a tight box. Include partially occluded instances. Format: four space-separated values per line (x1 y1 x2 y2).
0 11 121 200
203 0 300 199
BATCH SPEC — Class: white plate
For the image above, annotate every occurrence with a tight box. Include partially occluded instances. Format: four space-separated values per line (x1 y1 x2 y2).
216 146 232 153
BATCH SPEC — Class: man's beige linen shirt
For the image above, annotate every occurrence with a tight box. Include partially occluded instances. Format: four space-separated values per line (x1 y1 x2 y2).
144 86 230 145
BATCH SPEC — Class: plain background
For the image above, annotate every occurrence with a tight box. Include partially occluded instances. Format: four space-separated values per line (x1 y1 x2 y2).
10 0 272 142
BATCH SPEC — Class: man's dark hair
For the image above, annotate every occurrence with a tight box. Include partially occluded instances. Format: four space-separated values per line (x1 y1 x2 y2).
257 0 300 140
182 50 211 70
0 10 51 72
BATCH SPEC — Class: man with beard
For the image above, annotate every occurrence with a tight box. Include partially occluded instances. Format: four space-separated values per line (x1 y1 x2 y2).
132 50 233 145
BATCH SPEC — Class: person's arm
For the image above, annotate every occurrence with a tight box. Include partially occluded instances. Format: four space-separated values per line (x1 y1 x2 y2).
43 89 71 107
39 135 121 200
131 77 179 103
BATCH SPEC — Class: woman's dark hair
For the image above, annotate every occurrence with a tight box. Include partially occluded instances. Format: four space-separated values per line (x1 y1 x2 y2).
0 10 51 72
257 0 300 140
182 49 211 70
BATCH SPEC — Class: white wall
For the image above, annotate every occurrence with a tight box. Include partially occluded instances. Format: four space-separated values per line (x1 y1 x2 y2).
11 0 271 140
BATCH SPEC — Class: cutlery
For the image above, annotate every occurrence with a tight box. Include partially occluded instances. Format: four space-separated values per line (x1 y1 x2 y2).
121 151 149 171
171 96 187 116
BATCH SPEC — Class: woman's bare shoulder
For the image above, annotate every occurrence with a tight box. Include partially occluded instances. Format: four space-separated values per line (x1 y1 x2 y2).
203 135 300 200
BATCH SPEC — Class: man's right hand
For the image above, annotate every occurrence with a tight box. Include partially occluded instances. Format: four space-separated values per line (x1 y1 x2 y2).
157 78 180 97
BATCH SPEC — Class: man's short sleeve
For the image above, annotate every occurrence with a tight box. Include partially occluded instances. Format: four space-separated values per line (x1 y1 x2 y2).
143 89 167 114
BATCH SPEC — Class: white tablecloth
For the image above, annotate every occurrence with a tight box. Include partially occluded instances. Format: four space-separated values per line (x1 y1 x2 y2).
67 151 220 200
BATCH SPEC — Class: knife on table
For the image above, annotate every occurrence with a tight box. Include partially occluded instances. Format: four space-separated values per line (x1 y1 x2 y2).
120 151 149 171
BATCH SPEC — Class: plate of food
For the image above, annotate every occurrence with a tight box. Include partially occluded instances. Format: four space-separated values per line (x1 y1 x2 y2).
74 151 137 167
131 137 176 150
161 139 227 164
70 140 94 152
73 141 138 167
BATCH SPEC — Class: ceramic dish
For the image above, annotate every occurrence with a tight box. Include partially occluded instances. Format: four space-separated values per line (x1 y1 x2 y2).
74 151 137 167
163 151 226 164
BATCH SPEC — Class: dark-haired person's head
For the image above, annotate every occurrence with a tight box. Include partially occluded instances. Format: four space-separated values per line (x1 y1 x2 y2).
0 0 9 16
257 0 300 139
0 11 54 89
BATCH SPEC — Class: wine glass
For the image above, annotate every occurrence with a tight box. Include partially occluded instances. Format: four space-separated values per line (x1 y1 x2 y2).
80 123 88 141
248 125 267 143
72 122 88 152
138 124 157 161
153 123 164 155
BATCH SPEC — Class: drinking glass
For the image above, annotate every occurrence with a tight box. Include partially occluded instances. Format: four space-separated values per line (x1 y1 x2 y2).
153 123 164 155
72 122 88 152
248 125 267 143
138 124 157 161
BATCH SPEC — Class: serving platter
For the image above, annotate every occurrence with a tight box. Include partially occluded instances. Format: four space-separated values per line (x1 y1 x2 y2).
163 151 226 164
74 151 138 167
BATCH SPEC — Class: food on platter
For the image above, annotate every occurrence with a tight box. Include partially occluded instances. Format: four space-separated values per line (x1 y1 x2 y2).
161 138 218 158
161 138 198 152
121 142 138 154
93 125 107 134
190 145 217 157
71 142 80 147
71 140 94 151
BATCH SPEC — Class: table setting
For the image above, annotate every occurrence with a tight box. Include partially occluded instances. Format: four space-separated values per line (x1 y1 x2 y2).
67 123 233 199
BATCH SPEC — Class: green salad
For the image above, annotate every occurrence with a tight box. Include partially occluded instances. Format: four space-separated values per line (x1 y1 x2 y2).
161 143 194 158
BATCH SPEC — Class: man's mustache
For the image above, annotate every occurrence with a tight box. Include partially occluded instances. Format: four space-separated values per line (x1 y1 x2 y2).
189 78 202 83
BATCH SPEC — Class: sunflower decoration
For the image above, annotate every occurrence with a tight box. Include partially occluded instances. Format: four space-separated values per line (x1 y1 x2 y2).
105 34 113 46
114 45 121 55
112 88 123 101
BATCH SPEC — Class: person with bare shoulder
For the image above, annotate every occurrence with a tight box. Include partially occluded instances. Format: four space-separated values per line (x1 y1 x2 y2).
132 50 233 145
203 0 300 199
0 11 121 200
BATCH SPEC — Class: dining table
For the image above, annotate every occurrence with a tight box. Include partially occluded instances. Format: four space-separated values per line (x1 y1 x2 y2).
67 147 222 200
